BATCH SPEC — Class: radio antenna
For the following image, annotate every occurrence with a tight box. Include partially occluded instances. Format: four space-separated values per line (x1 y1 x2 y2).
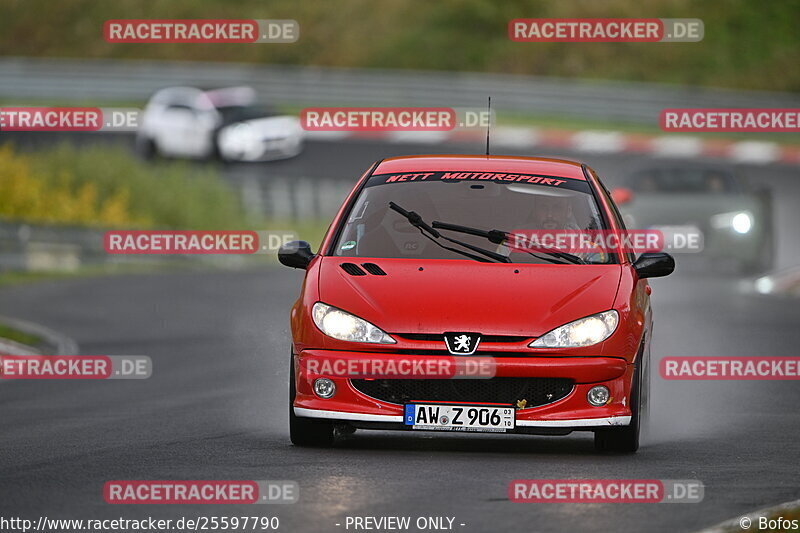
485 96 491 156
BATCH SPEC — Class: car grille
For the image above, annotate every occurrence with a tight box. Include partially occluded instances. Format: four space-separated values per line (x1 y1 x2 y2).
350 377 573 408
394 333 529 343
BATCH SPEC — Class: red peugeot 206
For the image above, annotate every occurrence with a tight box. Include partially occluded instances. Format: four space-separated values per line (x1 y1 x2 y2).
279 155 674 452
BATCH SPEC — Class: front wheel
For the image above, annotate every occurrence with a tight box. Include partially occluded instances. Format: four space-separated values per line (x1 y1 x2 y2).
289 353 334 447
594 357 642 453
739 235 774 275
593 419 639 453
135 135 158 160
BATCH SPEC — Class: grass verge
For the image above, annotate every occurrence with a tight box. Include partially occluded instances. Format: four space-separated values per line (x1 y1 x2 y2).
0 322 43 347
0 142 251 230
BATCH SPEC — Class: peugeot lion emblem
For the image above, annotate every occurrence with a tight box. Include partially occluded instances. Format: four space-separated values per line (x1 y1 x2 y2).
444 332 481 355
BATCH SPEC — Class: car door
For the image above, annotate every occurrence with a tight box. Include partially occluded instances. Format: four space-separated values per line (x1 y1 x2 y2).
152 103 195 156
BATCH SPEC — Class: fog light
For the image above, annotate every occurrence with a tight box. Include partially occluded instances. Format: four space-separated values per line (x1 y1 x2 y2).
587 385 610 407
313 378 336 399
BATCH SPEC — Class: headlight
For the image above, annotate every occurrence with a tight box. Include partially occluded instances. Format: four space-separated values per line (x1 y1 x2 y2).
731 212 753 234
228 123 258 145
312 302 395 344
710 210 753 234
530 310 619 348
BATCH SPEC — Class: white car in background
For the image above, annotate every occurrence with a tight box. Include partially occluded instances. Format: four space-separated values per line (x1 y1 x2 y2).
136 86 304 162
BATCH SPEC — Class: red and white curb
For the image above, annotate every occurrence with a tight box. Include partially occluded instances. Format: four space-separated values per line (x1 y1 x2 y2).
305 127 800 166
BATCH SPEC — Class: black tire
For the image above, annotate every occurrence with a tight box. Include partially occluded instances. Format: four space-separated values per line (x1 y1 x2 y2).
594 354 643 453
289 353 334 447
209 131 226 163
740 234 774 275
135 136 158 160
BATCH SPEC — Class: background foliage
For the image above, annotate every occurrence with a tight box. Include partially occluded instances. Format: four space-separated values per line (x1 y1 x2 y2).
1 0 798 91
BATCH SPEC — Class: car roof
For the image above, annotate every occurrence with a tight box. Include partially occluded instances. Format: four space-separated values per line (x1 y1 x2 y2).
203 86 256 107
374 155 588 181
149 86 256 108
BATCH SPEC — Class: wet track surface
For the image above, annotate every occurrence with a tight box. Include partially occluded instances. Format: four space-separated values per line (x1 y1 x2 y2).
1 137 799 532
1 268 800 532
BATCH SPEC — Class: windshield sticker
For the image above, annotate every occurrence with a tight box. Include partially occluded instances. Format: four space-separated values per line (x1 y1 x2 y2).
340 240 357 250
349 200 369 222
366 171 590 193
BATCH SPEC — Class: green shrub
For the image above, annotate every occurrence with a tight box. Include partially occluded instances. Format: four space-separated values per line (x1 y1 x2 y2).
0 143 250 229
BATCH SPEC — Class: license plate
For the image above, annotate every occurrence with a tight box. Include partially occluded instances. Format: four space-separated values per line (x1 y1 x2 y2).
404 404 515 432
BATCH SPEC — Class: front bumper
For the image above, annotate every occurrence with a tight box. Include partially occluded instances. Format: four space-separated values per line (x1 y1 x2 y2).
703 226 764 261
293 349 634 433
219 135 303 161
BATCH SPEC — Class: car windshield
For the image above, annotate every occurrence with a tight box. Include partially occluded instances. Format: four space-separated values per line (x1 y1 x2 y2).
332 170 613 264
628 168 739 193
216 104 276 124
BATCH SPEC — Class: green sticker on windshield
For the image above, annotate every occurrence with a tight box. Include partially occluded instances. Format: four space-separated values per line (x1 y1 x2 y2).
341 240 356 250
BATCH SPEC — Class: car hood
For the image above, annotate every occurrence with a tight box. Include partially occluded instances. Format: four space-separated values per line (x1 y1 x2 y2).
317 257 622 337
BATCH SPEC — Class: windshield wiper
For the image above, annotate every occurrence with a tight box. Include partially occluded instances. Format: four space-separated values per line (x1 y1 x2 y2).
388 202 509 263
430 220 586 265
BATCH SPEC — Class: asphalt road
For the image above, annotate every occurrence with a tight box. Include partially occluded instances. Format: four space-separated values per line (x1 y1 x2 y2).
1 137 800 533
1 267 799 533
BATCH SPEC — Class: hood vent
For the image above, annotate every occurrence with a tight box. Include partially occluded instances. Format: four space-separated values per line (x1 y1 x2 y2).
340 263 367 276
361 263 387 276
340 262 387 276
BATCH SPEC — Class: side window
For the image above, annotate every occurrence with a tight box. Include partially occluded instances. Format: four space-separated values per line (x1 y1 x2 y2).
604 183 628 230
592 171 636 263
165 103 194 112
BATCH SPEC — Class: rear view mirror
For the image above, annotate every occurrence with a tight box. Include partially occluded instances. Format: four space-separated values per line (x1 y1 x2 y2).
278 240 314 269
633 252 675 279
611 187 634 206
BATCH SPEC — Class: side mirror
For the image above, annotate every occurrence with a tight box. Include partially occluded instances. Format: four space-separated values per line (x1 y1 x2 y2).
278 240 314 269
633 252 675 279
611 187 634 206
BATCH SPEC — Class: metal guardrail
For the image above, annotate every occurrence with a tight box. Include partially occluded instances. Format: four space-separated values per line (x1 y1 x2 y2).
1 57 799 124
228 172 353 221
0 314 78 355
0 221 106 272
